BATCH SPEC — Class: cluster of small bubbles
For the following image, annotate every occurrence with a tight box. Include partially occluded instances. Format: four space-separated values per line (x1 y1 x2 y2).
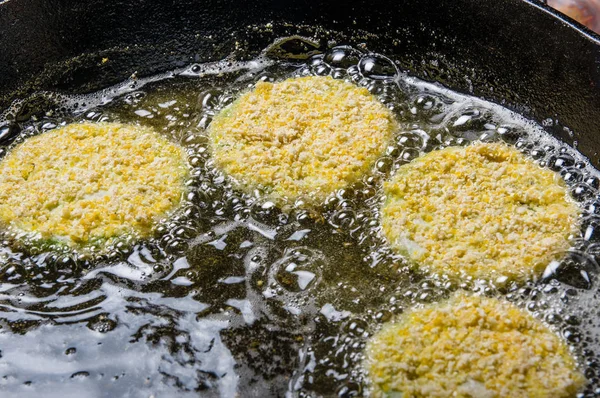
196 88 235 129
400 94 447 124
305 54 331 77
123 91 146 105
357 54 398 82
86 313 118 333
323 46 363 70
445 106 497 135
251 200 282 226
267 247 324 296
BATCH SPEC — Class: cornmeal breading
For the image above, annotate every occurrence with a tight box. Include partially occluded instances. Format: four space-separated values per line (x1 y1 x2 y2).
364 294 585 398
0 122 188 249
381 142 580 281
208 76 396 204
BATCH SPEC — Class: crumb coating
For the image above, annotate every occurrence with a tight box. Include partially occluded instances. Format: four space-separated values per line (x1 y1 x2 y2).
0 122 189 248
381 142 580 281
208 76 396 204
365 294 585 398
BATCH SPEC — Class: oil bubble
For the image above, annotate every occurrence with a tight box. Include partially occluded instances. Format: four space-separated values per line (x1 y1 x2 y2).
358 54 398 81
324 46 363 69
87 314 117 333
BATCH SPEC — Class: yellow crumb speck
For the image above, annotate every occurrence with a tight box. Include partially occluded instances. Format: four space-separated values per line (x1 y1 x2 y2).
101 57 109 64
208 76 396 204
365 294 585 398
0 122 189 249
381 142 580 281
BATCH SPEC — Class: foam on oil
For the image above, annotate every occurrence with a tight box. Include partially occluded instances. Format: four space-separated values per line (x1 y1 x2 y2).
0 37 599 397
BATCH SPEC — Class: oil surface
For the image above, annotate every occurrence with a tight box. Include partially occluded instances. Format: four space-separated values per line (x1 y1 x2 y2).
0 37 599 398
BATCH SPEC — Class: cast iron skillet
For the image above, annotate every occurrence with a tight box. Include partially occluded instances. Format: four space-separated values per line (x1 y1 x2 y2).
0 0 599 396
0 0 599 161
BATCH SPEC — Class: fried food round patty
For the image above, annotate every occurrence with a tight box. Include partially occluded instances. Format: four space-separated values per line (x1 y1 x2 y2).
208 76 396 204
381 142 580 281
0 122 188 249
364 294 585 398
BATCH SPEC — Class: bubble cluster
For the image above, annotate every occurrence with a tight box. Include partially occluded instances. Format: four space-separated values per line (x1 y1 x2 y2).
0 37 599 397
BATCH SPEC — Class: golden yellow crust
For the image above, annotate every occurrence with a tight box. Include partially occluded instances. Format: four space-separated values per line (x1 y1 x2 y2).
0 122 188 248
364 294 585 398
208 76 396 204
381 142 580 281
